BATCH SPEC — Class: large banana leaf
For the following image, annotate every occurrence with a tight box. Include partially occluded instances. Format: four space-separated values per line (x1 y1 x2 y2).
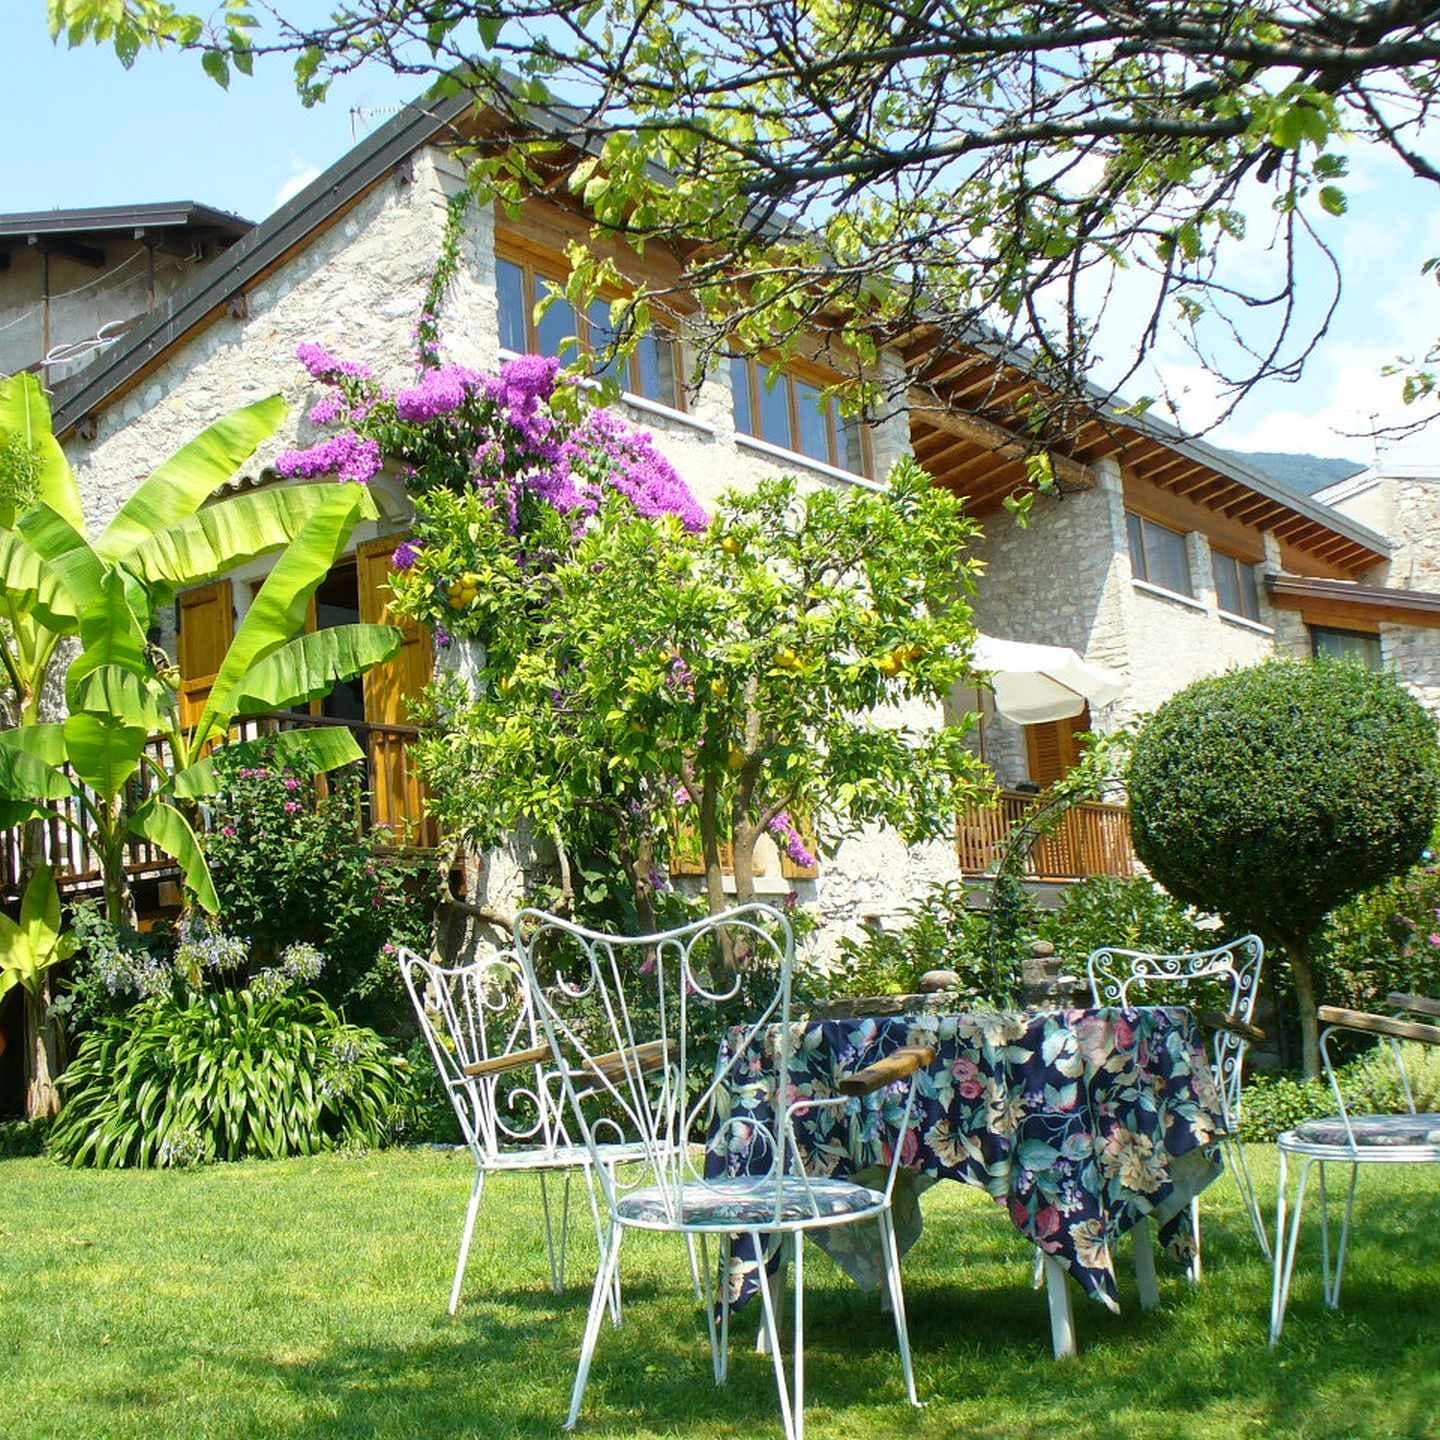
0 736 73 802
95 394 288 563
66 570 150 712
0 528 78 632
231 623 402 715
191 489 364 747
125 482 380 593
18 503 107 621
0 373 83 531
170 725 365 800
129 798 219 914
62 712 147 802
69 666 166 730
0 723 68 766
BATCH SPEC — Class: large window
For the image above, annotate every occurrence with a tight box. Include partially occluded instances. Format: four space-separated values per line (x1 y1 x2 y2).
730 357 869 476
495 255 680 409
1311 625 1382 669
1126 512 1193 598
1213 550 1262 621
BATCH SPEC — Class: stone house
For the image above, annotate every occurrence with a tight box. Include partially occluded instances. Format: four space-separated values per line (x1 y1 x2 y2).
4 93 1437 950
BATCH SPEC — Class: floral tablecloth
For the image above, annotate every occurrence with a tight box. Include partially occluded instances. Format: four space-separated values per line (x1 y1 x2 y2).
704 1006 1226 1312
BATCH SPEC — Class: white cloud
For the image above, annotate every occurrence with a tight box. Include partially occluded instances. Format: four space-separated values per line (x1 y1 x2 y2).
271 162 322 213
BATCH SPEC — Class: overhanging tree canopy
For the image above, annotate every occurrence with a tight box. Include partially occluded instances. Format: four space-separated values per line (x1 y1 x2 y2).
45 0 1440 439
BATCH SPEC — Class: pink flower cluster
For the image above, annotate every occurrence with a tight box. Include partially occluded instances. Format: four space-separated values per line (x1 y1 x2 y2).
395 363 484 422
767 812 817 869
296 341 372 384
275 431 384 484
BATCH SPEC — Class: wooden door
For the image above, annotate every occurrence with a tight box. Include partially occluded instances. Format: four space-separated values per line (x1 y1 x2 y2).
1024 705 1091 788
357 536 434 843
177 581 234 731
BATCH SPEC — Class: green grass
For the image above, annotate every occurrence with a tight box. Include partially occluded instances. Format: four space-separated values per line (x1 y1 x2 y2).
2 1146 1437 1440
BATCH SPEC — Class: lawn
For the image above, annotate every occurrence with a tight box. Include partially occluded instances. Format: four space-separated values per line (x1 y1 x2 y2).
3 1145 1437 1440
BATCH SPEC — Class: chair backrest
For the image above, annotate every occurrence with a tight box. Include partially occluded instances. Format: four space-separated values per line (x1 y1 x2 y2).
1087 934 1265 1123
400 946 570 1164
513 902 798 1227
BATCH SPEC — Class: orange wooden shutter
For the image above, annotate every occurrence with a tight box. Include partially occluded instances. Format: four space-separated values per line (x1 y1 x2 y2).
778 810 819 880
1024 706 1091 788
357 536 434 842
177 581 234 730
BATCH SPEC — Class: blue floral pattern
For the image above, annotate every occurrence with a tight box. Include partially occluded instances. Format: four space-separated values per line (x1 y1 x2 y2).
704 1007 1226 1312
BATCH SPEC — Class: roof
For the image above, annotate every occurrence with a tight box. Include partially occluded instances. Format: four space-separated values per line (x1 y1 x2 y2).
1266 573 1440 628
0 202 253 244
44 86 1390 574
50 94 471 436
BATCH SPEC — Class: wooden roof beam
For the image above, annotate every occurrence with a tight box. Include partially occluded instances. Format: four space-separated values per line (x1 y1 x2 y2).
910 391 1093 490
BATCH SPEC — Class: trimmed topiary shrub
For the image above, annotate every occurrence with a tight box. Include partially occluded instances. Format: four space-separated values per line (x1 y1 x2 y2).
48 988 412 1168
1128 658 1440 1075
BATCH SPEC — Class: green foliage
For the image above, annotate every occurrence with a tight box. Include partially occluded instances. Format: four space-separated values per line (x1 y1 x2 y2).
0 1116 50 1158
202 743 440 1028
1237 1073 1331 1143
0 867 76 1004
816 880 1022 1007
1036 875 1211 970
1312 856 1440 1016
48 988 410 1168
1128 659 1440 947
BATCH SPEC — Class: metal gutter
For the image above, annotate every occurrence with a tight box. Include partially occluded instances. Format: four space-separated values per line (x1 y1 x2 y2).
0 201 253 239
49 92 472 436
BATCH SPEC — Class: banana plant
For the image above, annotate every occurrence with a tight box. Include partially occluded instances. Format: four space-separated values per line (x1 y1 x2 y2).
0 865 76 1119
0 486 402 923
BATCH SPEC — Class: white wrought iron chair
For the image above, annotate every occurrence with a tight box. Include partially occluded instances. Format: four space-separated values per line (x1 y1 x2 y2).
402 946 664 1316
514 902 929 1440
1087 935 1270 1279
1269 994 1440 1344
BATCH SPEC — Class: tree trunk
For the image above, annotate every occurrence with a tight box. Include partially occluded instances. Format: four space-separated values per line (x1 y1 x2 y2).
1289 936 1321 1080
699 772 727 921
23 981 62 1120
731 818 758 906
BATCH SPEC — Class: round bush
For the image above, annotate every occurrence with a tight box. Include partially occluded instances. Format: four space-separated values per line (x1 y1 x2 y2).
1130 659 1438 941
49 989 411 1168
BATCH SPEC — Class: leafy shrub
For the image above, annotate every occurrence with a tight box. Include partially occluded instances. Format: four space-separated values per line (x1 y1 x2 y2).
1313 857 1440 1017
1239 1043 1440 1142
813 880 1022 1006
1128 658 1440 1072
48 988 411 1168
203 745 439 1028
1036 875 1211 970
0 1117 50 1158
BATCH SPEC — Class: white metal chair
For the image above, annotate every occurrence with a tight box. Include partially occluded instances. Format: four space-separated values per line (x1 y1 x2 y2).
401 946 654 1316
1269 994 1440 1345
1086 935 1270 1277
514 902 929 1440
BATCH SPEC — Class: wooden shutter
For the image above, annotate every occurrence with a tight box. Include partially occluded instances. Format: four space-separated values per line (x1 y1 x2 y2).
1024 705 1091 789
177 581 234 730
778 811 819 880
357 536 434 842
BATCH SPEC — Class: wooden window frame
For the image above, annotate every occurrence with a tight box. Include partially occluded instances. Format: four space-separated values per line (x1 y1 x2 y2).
1126 510 1194 599
494 245 684 411
730 353 873 478
1212 548 1262 621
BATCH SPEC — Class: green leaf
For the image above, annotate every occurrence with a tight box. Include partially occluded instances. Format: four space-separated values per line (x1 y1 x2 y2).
129 799 219 913
66 570 151 712
18 503 107 619
1319 185 1347 216
231 624 402 714
0 722 68 767
201 47 230 89
170 725 364 800
0 372 83 530
62 711 147 801
191 488 363 747
126 481 379 592
0 528 79 633
94 394 287 563
68 664 165 729
0 731 74 804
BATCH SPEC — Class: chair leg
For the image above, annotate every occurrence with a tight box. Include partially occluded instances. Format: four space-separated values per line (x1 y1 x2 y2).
539 1170 573 1294
1031 1245 1046 1290
757 1235 789 1356
686 1233 704 1300
1227 1132 1273 1260
755 1229 798 1440
1270 1153 1314 1347
1043 1257 1077 1359
448 1168 486 1317
582 1164 621 1326
792 1229 806 1440
879 1210 923 1407
565 1223 624 1432
701 1233 726 1385
1327 1164 1360 1310
1187 1196 1202 1284
1132 1215 1160 1311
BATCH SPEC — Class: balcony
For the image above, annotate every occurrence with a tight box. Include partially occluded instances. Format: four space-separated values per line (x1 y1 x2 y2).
957 789 1137 882
0 713 433 907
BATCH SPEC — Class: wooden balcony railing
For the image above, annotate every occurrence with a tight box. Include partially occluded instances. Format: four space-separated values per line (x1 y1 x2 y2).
957 789 1137 881
0 712 433 905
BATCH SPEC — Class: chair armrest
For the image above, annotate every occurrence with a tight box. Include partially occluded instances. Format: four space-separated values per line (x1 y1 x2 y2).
462 1043 551 1078
1386 992 1440 1021
1195 1009 1266 1045
575 1039 670 1086
1318 1006 1440 1047
837 1045 937 1097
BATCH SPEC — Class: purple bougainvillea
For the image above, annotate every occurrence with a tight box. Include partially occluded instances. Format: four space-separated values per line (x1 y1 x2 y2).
296 341 372 384
275 431 384 484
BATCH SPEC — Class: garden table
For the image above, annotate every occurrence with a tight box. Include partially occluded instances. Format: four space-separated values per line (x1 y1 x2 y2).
704 1005 1227 1357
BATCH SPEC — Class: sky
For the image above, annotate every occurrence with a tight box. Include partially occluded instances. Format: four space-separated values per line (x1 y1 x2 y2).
2 5 1437 468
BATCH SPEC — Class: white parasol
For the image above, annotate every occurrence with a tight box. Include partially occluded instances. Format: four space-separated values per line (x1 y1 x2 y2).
972 633 1125 725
